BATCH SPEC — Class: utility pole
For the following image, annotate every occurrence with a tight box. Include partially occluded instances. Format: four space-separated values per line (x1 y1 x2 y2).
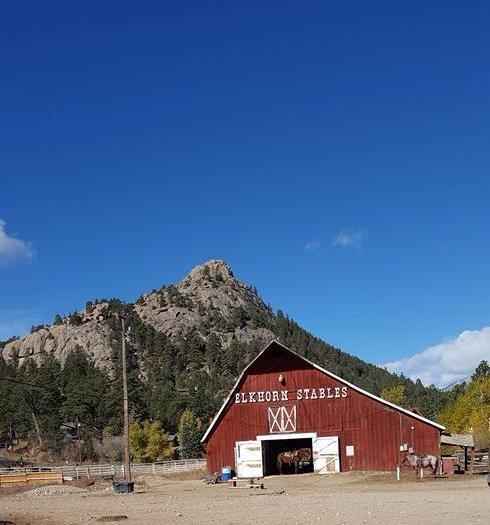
76 417 82 465
120 315 132 482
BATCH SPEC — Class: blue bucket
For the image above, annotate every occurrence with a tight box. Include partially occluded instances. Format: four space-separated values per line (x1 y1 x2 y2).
221 466 232 482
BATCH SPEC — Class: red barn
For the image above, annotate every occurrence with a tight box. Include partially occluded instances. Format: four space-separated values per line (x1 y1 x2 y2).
201 340 444 477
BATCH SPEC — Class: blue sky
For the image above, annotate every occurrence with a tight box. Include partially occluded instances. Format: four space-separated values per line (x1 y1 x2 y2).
1 1 489 386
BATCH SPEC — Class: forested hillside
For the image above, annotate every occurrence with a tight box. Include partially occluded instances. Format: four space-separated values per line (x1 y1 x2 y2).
0 260 459 461
439 361 490 449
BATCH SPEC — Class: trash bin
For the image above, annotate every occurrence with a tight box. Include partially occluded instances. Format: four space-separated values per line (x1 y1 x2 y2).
113 481 135 493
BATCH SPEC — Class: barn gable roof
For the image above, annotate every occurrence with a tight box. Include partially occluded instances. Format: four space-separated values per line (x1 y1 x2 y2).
201 340 445 442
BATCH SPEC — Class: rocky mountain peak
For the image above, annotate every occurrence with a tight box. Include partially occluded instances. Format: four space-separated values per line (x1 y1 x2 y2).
1 260 275 370
184 259 235 284
135 259 274 343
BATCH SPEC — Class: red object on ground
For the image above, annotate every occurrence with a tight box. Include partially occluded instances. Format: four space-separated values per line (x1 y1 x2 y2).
442 457 454 476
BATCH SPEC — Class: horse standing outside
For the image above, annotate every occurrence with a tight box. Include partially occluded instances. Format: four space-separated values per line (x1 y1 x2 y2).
400 452 439 477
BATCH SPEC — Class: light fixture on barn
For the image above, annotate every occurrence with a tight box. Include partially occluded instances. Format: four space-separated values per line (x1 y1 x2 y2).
278 374 285 384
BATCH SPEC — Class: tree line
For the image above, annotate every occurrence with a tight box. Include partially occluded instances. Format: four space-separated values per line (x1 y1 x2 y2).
2 300 482 461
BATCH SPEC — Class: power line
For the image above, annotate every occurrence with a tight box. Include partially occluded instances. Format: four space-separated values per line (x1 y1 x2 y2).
0 376 51 390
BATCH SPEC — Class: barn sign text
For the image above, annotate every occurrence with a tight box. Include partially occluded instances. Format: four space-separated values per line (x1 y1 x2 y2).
234 386 348 404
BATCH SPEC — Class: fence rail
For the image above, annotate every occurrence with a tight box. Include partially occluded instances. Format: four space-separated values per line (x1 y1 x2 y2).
448 452 489 474
0 471 63 487
0 458 206 479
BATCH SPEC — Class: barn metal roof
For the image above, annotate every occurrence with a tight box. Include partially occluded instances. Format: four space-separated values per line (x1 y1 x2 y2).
201 340 446 442
440 434 474 448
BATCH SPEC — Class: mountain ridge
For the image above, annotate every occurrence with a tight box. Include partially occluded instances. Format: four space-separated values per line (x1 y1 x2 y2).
1 260 276 369
1 259 450 424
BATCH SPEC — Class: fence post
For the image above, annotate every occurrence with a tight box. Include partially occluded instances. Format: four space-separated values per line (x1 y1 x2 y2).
469 448 475 475
75 466 79 480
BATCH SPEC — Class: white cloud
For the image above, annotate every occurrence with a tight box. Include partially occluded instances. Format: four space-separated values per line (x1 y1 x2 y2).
384 327 490 388
333 228 365 250
0 220 35 268
305 240 322 252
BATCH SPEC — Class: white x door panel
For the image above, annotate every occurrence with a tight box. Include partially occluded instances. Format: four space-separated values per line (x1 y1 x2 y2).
268 405 296 433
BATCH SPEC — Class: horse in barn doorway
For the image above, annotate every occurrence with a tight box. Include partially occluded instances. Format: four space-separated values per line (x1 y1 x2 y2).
277 448 312 474
401 452 439 476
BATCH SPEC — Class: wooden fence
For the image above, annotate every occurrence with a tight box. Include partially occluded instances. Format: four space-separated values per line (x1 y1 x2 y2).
0 471 63 487
0 458 206 480
449 451 489 474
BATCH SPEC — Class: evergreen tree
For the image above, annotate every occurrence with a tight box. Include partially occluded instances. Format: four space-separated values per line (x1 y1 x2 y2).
472 360 490 381
178 410 203 459
205 333 221 376
0 356 31 446
60 347 110 456
19 355 63 451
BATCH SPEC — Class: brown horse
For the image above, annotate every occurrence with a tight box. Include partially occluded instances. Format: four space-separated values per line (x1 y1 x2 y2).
277 448 312 474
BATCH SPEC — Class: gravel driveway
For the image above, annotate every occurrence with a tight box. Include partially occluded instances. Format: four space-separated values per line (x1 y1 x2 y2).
1 472 488 524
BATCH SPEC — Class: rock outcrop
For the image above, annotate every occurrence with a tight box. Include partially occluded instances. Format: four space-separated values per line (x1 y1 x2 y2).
1 304 114 370
1 260 275 370
134 259 275 345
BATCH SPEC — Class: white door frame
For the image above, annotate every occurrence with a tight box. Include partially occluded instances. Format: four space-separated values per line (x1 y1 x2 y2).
256 432 317 476
256 433 340 474
256 432 317 441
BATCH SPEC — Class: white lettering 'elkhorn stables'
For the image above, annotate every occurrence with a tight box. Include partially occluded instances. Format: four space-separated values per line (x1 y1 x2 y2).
201 340 445 478
235 386 348 404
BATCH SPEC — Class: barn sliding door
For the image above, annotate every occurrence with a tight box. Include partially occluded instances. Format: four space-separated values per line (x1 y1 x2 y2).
234 440 263 478
313 436 340 474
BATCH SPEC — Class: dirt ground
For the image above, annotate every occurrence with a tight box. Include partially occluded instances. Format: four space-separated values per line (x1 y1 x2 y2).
1 472 488 525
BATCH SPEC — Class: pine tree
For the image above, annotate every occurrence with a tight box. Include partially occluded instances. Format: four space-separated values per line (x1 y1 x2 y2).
472 360 490 381
178 410 203 459
0 356 31 446
205 333 221 376
19 355 63 451
61 347 110 453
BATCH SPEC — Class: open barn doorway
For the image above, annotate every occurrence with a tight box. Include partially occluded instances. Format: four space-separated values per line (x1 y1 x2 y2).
261 437 313 476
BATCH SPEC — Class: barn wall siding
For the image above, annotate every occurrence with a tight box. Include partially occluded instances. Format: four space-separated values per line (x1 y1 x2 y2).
205 348 440 473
